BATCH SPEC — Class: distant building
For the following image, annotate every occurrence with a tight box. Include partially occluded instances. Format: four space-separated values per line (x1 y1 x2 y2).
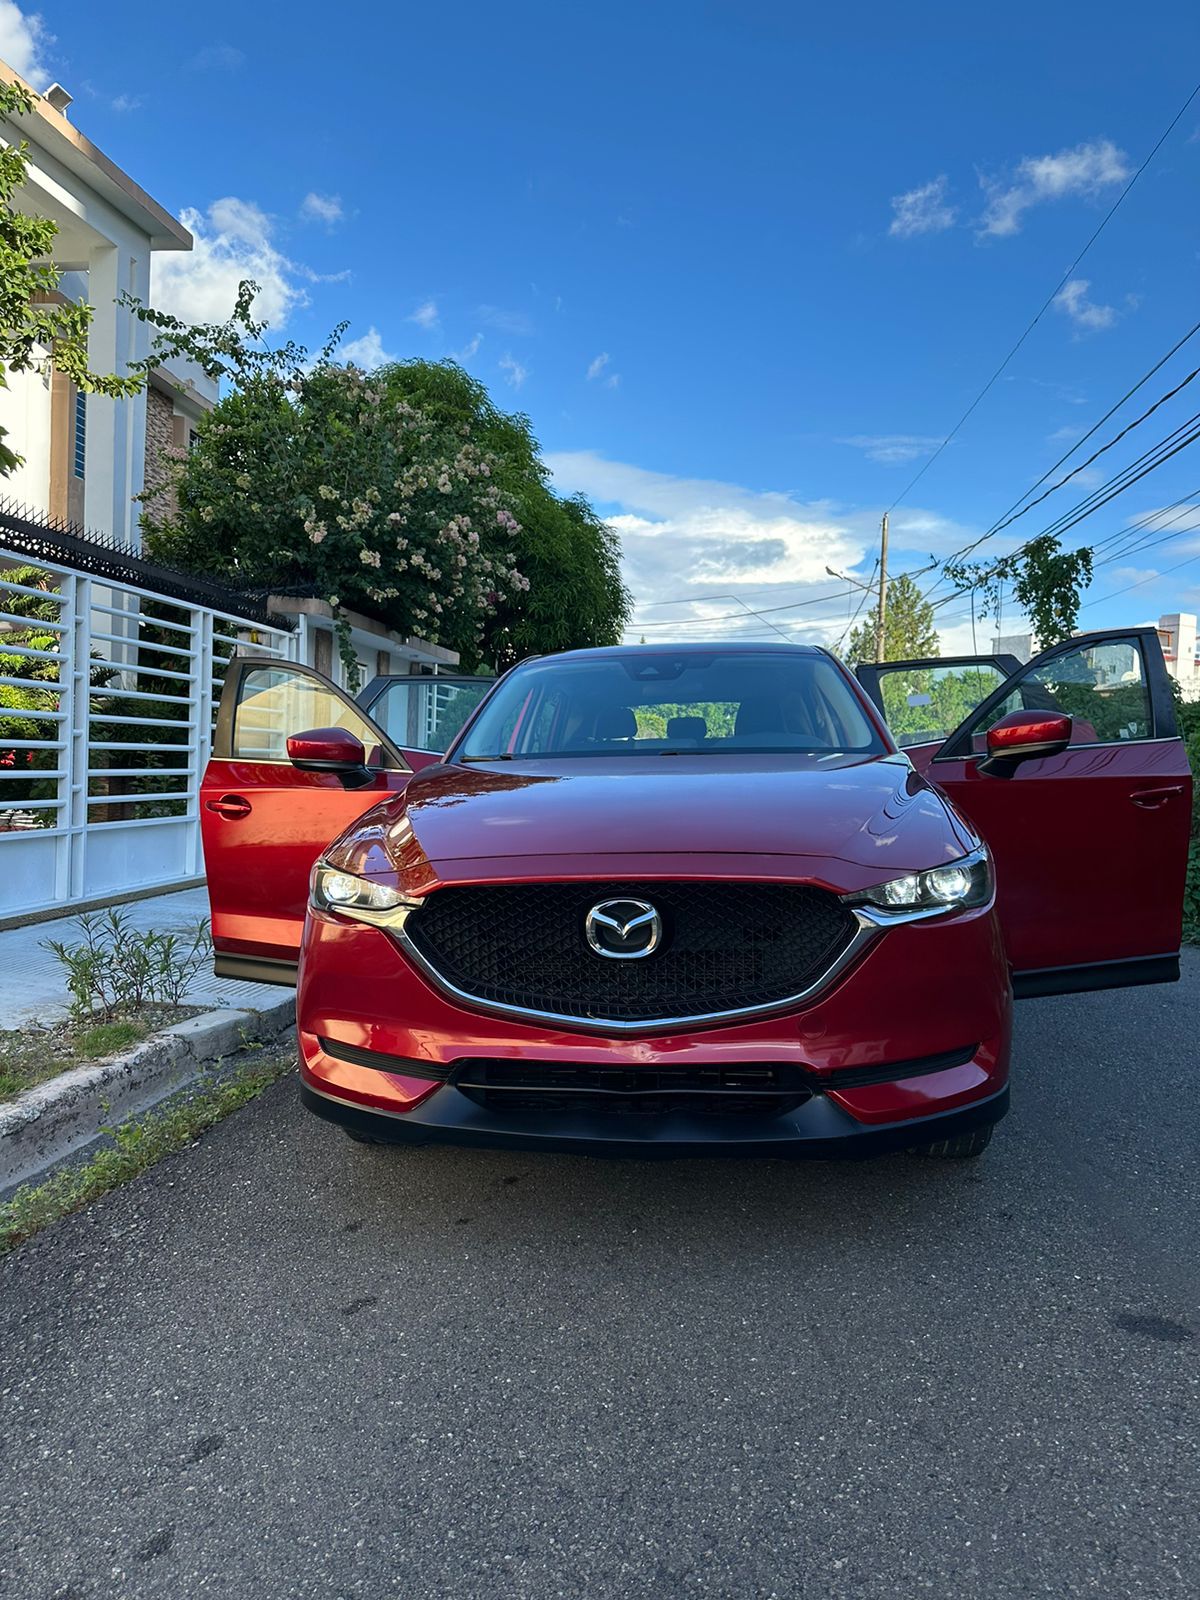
993 632 1034 664
1157 613 1199 700
992 615 1199 700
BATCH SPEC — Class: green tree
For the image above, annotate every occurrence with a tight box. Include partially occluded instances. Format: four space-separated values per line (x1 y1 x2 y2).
135 300 631 673
371 360 630 667
945 534 1094 651
845 573 939 664
0 82 147 476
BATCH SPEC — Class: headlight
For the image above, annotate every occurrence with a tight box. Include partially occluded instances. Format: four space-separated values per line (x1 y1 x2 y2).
844 847 992 920
310 863 418 925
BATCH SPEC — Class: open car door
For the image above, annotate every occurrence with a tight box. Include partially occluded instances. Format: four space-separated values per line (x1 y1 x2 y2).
858 629 1192 997
201 659 419 986
855 653 1022 777
356 673 496 767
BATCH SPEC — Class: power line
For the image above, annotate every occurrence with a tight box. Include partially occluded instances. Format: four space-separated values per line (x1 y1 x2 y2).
926 414 1200 613
933 503 1200 628
1087 491 1200 566
833 560 880 654
915 323 1200 609
968 356 1200 544
1080 548 1200 608
885 77 1200 516
630 586 859 630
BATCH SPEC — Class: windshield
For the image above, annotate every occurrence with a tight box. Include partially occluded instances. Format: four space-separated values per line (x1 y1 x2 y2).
454 651 886 761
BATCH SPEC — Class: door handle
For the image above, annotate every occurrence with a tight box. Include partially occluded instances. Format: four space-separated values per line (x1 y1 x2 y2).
205 794 253 820
1130 784 1185 810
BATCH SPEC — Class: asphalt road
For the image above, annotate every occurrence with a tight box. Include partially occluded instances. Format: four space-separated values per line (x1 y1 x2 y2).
2 959 1198 1600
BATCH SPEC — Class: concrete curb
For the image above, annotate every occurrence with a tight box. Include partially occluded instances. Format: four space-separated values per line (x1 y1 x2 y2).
0 997 296 1196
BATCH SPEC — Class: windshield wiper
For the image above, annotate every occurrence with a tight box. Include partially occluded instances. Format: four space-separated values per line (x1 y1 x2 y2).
458 753 515 762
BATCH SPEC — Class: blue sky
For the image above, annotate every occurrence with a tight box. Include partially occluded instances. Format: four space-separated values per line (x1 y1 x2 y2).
9 0 1200 651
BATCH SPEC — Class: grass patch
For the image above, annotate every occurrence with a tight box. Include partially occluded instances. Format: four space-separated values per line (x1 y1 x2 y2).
0 1004 202 1104
0 1049 295 1255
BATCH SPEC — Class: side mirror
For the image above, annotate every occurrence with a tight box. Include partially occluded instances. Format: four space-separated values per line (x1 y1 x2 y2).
287 726 369 773
981 710 1072 774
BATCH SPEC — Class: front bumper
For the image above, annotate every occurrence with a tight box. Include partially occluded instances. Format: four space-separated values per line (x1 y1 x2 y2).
300 1077 1009 1159
296 899 1012 1159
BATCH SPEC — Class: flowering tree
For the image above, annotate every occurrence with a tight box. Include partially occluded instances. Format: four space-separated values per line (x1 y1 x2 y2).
136 298 629 672
143 362 528 675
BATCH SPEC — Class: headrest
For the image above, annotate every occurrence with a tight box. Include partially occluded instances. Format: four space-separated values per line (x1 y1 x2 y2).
595 706 636 740
734 697 783 737
666 715 707 741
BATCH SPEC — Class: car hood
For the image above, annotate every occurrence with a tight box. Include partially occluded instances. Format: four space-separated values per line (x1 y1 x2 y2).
380 753 976 884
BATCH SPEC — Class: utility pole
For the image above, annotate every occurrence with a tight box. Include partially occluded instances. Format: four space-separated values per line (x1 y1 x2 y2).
875 512 889 663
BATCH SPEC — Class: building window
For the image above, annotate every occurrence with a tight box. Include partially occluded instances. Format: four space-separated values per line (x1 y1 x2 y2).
188 428 199 452
73 390 86 479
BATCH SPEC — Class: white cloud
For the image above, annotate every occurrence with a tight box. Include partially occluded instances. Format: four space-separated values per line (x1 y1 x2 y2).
546 452 989 644
0 2 52 87
934 618 1027 657
149 197 306 329
340 327 393 369
838 434 944 465
888 176 956 238
978 139 1131 237
1054 277 1117 332
1048 425 1084 443
300 191 343 226
454 332 483 361
478 305 535 336
191 44 244 71
499 354 528 390
111 92 142 113
605 372 621 390
586 352 610 381
408 299 439 332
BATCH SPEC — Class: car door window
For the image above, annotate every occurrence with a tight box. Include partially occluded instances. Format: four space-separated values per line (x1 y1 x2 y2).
960 638 1153 752
232 664 404 768
872 661 1015 749
364 678 494 754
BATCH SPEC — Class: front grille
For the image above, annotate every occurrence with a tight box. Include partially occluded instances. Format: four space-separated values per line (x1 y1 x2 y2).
453 1060 814 1118
404 880 859 1024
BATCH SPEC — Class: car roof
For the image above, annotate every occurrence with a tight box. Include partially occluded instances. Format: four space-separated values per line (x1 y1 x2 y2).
527 641 829 663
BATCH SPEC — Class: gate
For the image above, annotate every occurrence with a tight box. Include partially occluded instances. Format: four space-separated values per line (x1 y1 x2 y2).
0 546 297 917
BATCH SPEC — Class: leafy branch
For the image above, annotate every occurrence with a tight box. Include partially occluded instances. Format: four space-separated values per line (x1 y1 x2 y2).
943 534 1095 650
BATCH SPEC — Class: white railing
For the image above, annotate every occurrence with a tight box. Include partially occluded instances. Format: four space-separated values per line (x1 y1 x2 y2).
0 547 297 916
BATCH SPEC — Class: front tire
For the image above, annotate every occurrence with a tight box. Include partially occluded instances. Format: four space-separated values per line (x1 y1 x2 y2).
909 1125 994 1159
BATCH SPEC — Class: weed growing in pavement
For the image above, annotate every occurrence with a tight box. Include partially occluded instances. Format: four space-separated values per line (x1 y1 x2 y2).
0 1007 202 1104
0 1050 295 1253
41 909 212 1021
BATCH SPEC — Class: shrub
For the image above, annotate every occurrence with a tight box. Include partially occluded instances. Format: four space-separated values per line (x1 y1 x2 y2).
42 909 212 1022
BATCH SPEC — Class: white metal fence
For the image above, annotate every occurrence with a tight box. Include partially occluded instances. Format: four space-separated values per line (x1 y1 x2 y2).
0 547 297 917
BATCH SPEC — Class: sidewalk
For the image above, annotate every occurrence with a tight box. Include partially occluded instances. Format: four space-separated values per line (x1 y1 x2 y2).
0 887 288 1031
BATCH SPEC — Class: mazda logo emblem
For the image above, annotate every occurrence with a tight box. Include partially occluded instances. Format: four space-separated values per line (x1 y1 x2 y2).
585 897 662 960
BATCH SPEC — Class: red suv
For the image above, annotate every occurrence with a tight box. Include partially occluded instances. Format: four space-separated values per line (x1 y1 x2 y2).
201 629 1191 1161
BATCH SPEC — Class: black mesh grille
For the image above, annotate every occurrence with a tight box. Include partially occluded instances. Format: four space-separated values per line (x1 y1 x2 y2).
453 1060 814 1117
404 881 859 1023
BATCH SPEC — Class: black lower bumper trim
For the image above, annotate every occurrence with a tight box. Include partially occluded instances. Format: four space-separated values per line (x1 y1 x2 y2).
214 953 297 988
300 1081 1009 1161
1013 952 1179 999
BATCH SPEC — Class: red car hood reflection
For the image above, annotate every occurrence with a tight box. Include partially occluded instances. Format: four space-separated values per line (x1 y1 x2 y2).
394 753 975 876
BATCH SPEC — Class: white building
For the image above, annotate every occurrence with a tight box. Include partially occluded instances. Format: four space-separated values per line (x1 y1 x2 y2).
0 60 454 690
1157 613 1199 700
0 65 201 544
992 614 1199 699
